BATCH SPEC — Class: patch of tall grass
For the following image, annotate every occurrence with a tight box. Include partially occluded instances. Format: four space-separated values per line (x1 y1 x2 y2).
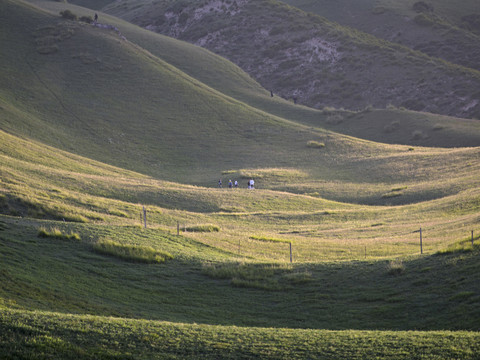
386 259 405 276
93 238 173 263
436 240 477 255
250 235 291 244
185 224 220 232
238 168 308 180
201 262 310 290
306 140 326 148
37 226 81 241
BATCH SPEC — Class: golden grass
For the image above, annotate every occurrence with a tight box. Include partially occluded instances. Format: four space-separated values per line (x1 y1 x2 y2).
93 238 173 263
1 128 479 262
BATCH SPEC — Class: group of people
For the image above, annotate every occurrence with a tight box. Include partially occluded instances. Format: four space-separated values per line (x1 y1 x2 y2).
218 179 255 189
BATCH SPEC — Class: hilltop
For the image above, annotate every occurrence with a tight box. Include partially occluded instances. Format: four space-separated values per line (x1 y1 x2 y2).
93 0 480 119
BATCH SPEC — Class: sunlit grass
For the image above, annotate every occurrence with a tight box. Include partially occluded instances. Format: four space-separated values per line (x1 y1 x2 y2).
2 139 479 261
38 226 81 241
93 237 174 263
184 224 220 232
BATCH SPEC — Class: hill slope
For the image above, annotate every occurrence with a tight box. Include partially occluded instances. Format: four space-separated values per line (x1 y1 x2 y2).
97 0 480 119
1 134 480 356
281 0 480 72
1 0 480 195
1 1 480 358
29 1 480 150
1 131 480 329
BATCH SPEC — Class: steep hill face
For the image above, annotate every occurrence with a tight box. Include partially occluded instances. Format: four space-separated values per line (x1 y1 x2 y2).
100 0 480 119
281 0 480 73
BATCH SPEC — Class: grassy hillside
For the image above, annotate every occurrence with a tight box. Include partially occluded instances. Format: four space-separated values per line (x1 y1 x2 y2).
1 126 479 263
2 308 479 359
0 2 477 251
1 0 480 195
282 0 480 72
1 156 480 358
97 0 480 119
1 181 480 330
1 1 480 358
2 0 329 184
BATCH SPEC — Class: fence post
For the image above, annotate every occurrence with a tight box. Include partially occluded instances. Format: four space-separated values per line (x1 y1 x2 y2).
143 206 147 229
177 221 180 236
289 242 293 263
420 227 423 254
472 230 474 246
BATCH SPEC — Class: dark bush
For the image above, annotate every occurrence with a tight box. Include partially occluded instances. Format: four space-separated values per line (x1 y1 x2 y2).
79 16 93 24
60 10 77 21
413 2 434 13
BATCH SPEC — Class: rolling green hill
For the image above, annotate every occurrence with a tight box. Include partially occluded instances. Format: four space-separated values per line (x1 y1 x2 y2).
1 0 480 358
95 0 480 119
1 133 480 357
2 0 480 191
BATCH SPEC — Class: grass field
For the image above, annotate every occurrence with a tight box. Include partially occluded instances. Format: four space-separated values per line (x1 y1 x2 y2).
2 308 480 359
1 0 480 358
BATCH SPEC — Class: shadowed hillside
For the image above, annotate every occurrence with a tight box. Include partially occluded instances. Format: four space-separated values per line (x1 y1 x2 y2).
97 0 480 119
282 0 480 72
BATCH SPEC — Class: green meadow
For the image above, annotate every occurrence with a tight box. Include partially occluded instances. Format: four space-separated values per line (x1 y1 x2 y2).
0 0 479 358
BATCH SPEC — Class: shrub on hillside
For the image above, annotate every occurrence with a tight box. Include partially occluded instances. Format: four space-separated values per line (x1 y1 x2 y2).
79 16 93 24
413 2 434 13
60 10 77 21
307 140 325 149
